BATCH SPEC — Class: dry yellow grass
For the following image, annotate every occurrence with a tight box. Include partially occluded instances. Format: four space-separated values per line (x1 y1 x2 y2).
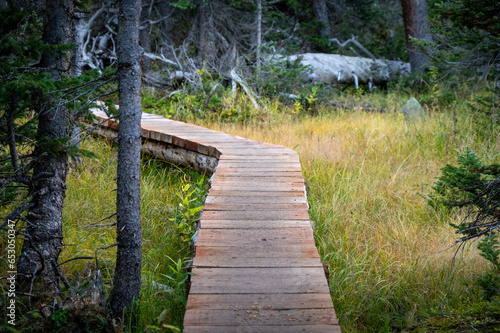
194 102 499 331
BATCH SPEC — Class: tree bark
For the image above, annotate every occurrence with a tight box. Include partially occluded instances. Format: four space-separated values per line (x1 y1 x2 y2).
109 0 143 318
139 0 152 72
256 0 262 70
401 0 433 72
158 0 174 56
196 2 216 67
17 0 73 295
312 0 331 38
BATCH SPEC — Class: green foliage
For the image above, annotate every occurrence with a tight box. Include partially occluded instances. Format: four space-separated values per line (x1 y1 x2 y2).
428 148 500 208
258 56 312 97
425 0 500 77
171 182 205 244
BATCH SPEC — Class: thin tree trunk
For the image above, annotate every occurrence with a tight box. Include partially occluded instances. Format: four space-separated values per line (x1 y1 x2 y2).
401 0 433 72
196 2 216 67
139 0 152 72
312 0 331 38
159 0 174 56
109 0 143 318
256 0 262 70
17 0 73 296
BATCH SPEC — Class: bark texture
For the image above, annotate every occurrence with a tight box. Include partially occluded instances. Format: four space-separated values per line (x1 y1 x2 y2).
256 0 262 69
196 2 216 66
401 0 433 72
159 0 174 55
17 0 73 295
312 0 331 38
109 0 143 317
139 0 152 71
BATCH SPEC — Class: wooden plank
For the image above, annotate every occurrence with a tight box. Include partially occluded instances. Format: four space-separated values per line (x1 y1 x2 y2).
183 325 341 333
189 267 329 294
195 228 315 247
200 220 311 229
211 176 304 182
209 185 304 192
203 203 309 211
207 190 306 197
214 167 302 173
195 246 320 259
213 171 304 178
204 196 307 204
186 293 332 310
217 162 301 168
200 210 310 221
193 255 322 268
183 309 338 327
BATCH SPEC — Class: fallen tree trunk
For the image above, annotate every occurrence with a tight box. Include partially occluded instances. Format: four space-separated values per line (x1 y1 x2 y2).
286 53 410 86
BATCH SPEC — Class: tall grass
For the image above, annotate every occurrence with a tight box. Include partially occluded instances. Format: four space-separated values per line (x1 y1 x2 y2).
64 138 207 330
0 137 207 331
177 87 500 331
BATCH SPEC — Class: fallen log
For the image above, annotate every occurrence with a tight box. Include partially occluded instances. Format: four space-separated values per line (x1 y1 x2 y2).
286 53 410 86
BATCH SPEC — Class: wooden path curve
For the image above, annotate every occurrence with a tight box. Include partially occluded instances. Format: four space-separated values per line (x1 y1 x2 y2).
93 110 340 332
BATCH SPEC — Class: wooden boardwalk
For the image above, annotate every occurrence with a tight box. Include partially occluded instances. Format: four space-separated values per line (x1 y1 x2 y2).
93 110 340 332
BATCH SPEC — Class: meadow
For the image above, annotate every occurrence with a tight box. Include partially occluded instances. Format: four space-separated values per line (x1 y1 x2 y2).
147 79 500 331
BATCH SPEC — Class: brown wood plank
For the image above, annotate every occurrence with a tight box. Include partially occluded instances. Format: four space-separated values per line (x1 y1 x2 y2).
204 196 307 204
207 190 306 197
194 255 322 268
195 246 320 259
200 210 310 221
183 309 338 327
213 171 304 178
203 203 309 211
195 228 315 247
183 325 341 333
211 175 304 182
200 220 311 229
189 267 329 294
209 185 304 192
186 293 333 310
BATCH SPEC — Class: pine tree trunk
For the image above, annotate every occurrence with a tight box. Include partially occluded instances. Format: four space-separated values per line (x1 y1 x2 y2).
312 0 331 38
159 0 174 56
109 0 143 317
401 0 433 72
196 2 216 66
17 0 73 295
139 0 152 72
256 0 262 70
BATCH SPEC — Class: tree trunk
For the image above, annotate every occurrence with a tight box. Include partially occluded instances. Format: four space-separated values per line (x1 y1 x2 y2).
70 9 85 77
139 0 152 72
158 0 174 56
312 0 331 38
256 0 262 70
401 0 433 72
196 2 216 67
109 0 143 318
17 0 73 296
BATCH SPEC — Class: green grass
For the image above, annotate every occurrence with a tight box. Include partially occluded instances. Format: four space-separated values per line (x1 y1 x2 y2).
155 83 499 332
0 137 208 331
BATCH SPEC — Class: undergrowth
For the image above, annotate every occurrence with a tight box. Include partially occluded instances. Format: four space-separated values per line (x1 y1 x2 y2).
0 137 208 332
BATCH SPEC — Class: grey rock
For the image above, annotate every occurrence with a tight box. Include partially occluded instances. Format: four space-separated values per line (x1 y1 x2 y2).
401 97 425 118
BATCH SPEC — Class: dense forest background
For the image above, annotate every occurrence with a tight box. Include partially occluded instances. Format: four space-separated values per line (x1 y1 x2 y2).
1 0 499 332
